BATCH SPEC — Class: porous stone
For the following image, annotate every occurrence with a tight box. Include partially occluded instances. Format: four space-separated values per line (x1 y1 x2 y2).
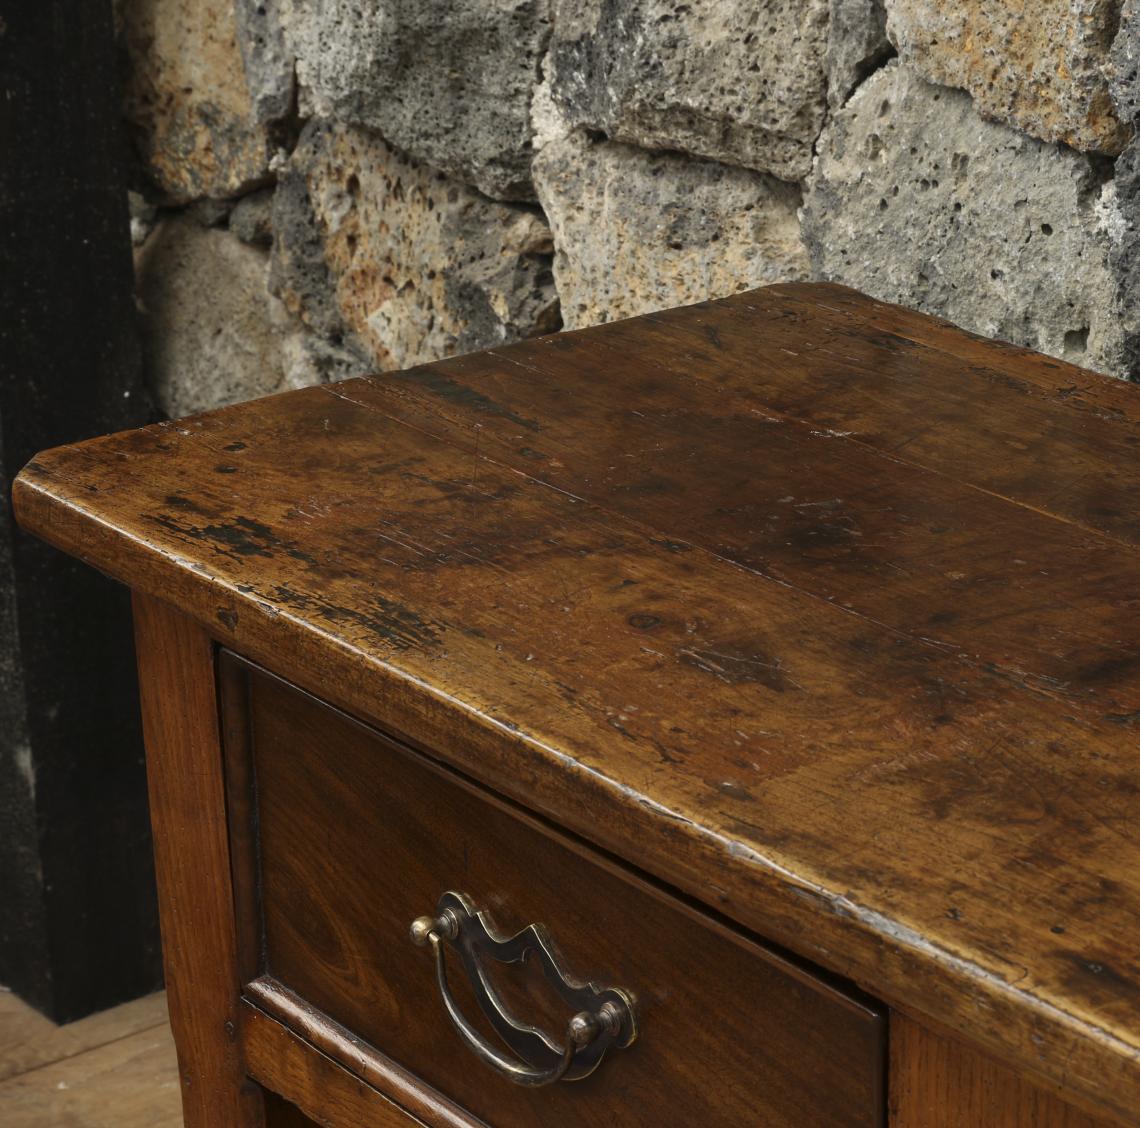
1110 0 1140 123
230 187 276 246
120 0 276 202
281 329 372 388
545 0 830 181
886 0 1129 153
135 214 347 417
270 161 345 340
533 131 809 330
272 121 560 370
1107 138 1140 377
802 63 1125 376
235 0 295 124
828 0 892 109
287 0 550 200
187 197 234 227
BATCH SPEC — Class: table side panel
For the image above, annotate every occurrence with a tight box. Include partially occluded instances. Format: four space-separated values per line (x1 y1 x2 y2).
889 1013 1122 1128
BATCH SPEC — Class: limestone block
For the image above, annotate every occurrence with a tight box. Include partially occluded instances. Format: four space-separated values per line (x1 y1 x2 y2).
120 0 281 202
802 63 1125 377
271 121 560 370
287 0 550 200
545 0 831 181
533 131 809 330
886 0 1129 153
135 214 348 417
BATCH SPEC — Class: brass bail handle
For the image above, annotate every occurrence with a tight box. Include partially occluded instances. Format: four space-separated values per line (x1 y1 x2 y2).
410 892 637 1088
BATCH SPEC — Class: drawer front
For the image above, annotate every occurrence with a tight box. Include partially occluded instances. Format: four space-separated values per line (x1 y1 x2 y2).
223 656 885 1127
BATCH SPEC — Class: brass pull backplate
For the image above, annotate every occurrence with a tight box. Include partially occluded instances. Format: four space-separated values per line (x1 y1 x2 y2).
410 890 637 1087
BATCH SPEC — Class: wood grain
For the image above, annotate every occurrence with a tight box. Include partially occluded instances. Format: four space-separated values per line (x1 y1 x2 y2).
890 1013 1117 1127
0 1023 181 1128
243 1004 430 1128
351 296 1140 720
0 988 168 1083
0 989 178 1128
14 283 1140 1123
244 979 484 1128
132 595 263 1127
640 282 1140 546
231 658 884 1128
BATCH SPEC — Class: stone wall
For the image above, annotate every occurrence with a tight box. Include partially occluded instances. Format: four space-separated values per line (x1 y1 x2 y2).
121 1 1140 416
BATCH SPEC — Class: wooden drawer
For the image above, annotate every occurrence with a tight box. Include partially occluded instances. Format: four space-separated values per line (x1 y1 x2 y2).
222 655 885 1127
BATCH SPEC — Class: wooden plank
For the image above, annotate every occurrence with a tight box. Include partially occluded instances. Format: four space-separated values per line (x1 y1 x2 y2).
0 987 168 1083
0 1023 181 1128
337 335 1140 722
622 284 1140 546
890 1012 1119 1128
133 594 263 1127
767 283 1140 422
13 285 1140 1124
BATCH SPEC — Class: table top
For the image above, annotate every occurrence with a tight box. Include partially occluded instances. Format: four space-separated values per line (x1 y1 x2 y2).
14 282 1140 1123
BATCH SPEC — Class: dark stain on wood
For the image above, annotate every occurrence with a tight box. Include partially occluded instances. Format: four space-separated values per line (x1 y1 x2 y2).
397 367 542 432
270 584 443 653
164 494 206 512
151 513 320 567
627 612 662 630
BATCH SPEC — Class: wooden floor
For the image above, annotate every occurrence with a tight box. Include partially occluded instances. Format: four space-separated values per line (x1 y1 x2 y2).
0 985 181 1126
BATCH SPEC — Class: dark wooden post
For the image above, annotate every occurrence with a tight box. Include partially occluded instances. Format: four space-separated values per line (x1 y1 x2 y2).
0 0 161 1019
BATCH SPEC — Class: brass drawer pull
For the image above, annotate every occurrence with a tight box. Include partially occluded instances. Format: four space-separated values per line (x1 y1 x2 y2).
410 891 637 1087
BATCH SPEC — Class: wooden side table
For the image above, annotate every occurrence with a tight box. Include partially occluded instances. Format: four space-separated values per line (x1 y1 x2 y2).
14 284 1140 1126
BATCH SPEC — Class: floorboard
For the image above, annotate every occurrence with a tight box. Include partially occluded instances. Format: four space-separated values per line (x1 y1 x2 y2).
0 987 181 1126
